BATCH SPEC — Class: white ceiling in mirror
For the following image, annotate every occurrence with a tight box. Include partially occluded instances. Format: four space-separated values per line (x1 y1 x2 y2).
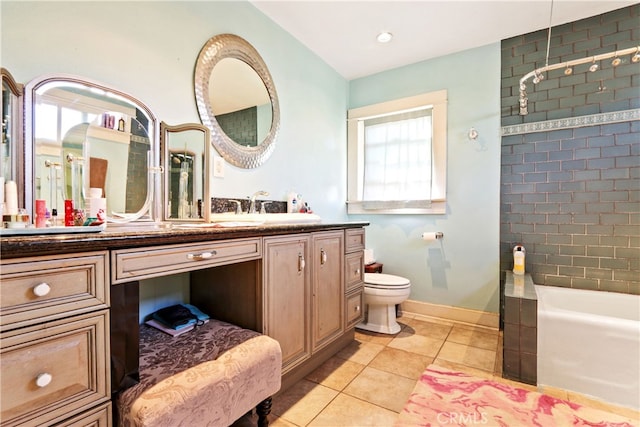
210 58 270 115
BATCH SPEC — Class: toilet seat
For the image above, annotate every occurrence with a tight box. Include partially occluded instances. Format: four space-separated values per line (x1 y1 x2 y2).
364 273 410 290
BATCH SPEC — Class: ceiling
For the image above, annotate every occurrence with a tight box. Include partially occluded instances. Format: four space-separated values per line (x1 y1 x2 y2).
250 0 637 80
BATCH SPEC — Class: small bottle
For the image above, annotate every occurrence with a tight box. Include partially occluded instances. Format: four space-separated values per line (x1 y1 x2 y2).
64 200 74 226
118 117 125 132
51 208 59 226
513 245 525 275
287 192 298 214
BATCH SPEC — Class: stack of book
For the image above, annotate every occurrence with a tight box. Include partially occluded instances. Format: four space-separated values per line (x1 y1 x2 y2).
145 303 210 336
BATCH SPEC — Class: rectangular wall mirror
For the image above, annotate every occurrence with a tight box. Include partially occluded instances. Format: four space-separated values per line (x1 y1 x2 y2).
1 68 24 211
160 122 210 223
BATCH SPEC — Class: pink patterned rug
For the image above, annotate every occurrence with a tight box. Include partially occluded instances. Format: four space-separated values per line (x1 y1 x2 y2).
396 365 638 427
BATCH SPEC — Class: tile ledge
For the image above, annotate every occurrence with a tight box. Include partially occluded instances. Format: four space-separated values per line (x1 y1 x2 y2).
505 271 537 300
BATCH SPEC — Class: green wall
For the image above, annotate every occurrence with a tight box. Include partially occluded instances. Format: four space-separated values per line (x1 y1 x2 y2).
349 44 502 313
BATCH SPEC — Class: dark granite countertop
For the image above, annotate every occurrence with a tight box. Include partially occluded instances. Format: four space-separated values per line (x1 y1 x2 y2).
0 221 369 259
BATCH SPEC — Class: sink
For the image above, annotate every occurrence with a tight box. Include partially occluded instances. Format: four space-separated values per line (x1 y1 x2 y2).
209 212 322 225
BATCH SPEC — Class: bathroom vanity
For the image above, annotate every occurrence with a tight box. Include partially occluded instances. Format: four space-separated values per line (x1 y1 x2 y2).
0 221 366 426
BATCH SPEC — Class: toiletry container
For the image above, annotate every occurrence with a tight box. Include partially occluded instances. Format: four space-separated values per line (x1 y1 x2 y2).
287 192 299 213
513 245 525 275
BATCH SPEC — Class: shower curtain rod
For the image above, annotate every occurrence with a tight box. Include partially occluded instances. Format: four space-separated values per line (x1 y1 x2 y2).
519 46 639 115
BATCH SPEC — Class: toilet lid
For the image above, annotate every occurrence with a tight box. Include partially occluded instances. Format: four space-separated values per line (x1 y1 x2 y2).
364 273 410 287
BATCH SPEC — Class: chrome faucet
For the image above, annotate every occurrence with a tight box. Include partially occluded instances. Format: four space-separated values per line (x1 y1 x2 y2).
229 199 243 215
248 191 269 214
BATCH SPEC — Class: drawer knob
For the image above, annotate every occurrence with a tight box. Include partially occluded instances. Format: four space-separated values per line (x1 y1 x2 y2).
355 268 360 275
35 373 53 388
355 305 360 312
33 283 51 297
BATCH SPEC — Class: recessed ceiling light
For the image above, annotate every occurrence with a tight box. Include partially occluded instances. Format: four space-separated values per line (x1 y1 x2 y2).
376 32 393 43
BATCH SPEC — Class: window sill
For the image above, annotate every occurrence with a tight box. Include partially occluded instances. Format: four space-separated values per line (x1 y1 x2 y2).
346 200 446 215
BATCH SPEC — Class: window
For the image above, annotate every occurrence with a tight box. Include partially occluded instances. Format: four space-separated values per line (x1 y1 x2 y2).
347 90 447 214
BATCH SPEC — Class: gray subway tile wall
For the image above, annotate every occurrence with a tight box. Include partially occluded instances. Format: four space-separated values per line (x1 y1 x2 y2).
500 4 640 295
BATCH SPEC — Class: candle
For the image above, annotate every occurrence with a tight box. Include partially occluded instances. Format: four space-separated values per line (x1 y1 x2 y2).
4 180 18 215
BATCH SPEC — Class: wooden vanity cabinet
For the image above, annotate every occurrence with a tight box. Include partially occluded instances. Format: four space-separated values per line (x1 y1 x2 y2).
0 252 111 427
263 234 311 373
344 228 365 328
263 230 346 374
0 222 368 424
311 231 345 352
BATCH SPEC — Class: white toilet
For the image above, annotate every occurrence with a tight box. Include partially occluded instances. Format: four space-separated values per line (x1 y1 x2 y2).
356 273 411 334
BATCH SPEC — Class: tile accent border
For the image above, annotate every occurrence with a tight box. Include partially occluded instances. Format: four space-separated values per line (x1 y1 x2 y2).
501 109 640 136
402 299 499 329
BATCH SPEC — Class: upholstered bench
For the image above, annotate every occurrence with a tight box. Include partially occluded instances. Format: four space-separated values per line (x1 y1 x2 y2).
116 319 282 427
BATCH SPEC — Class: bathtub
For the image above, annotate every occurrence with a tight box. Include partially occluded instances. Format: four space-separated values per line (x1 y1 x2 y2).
536 285 640 410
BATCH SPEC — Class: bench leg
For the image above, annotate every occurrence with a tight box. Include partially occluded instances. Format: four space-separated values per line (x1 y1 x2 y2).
256 397 272 427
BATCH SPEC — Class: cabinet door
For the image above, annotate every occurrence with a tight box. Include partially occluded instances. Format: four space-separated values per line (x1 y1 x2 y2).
263 235 310 373
311 231 345 352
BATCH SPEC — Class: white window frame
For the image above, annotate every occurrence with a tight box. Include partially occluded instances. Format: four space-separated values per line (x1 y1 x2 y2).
347 90 447 214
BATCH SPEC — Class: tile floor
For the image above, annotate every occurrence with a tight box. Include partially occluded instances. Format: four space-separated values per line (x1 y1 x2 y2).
237 311 639 426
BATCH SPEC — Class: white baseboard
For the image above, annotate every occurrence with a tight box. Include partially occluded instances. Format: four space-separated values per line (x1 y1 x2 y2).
401 299 499 330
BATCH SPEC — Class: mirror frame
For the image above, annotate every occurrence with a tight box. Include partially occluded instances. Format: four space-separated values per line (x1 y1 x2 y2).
194 33 280 169
160 122 211 223
24 74 161 223
1 67 25 210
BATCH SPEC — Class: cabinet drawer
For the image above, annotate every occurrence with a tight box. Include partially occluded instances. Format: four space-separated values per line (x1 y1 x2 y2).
0 252 108 330
345 252 364 292
345 228 365 253
112 237 262 283
0 311 110 427
57 401 111 427
346 290 364 329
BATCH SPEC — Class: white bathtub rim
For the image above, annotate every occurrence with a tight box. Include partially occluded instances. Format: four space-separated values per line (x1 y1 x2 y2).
536 284 640 410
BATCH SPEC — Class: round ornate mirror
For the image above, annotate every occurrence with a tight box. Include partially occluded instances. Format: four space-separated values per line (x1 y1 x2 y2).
194 34 280 168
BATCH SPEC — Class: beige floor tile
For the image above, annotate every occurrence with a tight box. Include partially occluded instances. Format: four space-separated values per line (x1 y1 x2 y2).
447 325 499 350
308 393 399 427
402 317 452 340
436 341 496 372
494 333 503 375
355 329 396 346
387 331 445 357
369 347 433 380
272 379 339 426
336 340 385 365
269 416 301 427
343 366 416 413
305 356 365 391
432 359 495 380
